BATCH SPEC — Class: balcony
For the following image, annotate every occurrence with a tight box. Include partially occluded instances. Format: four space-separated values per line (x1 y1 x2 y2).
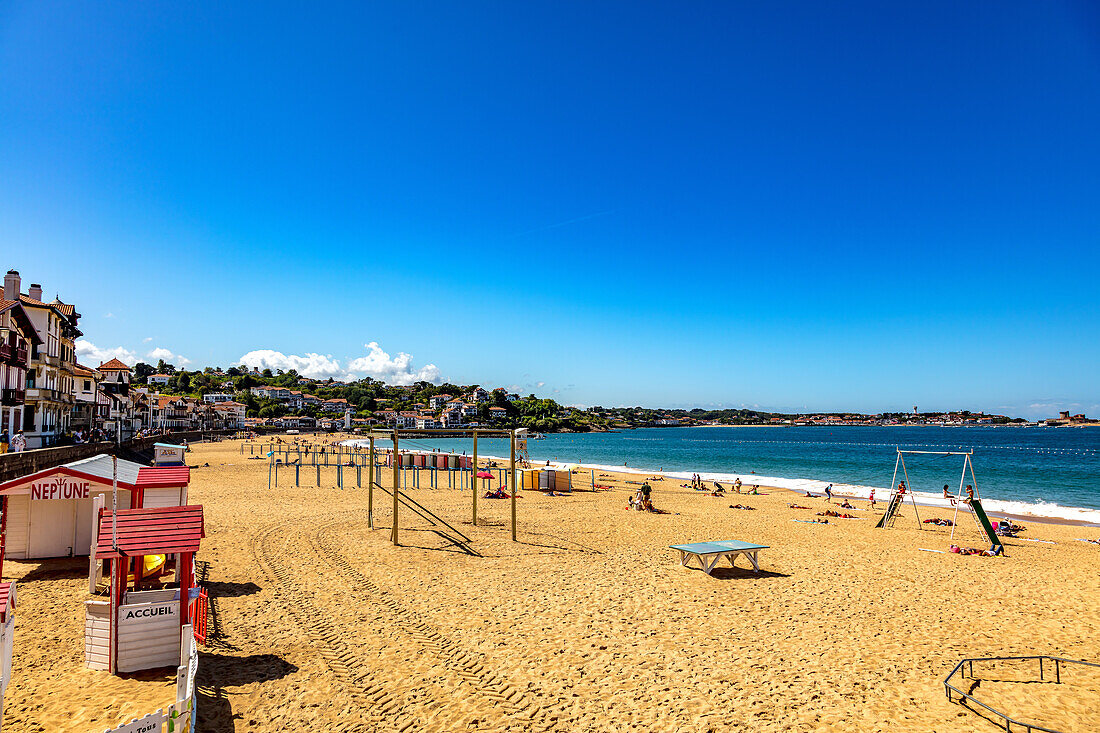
0 344 27 367
25 387 62 403
41 353 60 367
0 388 24 406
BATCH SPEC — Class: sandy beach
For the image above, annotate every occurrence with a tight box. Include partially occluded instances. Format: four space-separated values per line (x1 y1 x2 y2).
3 436 1099 732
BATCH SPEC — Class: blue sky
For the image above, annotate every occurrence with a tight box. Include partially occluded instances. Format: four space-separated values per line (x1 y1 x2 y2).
2 2 1099 418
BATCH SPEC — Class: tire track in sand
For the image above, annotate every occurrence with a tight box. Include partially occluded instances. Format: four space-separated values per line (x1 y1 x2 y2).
251 516 421 733
312 519 560 732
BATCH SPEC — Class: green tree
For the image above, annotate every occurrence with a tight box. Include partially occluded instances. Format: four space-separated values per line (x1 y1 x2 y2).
133 362 155 384
174 373 191 392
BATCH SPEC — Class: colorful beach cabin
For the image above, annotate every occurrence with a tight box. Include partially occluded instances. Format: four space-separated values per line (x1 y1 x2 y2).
0 455 190 561
85 504 204 674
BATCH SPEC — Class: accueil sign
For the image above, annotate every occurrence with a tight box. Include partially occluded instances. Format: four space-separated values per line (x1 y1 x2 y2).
123 604 178 621
30 476 92 500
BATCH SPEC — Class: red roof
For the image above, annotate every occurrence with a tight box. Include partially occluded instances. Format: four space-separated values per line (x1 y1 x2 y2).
0 582 14 623
98 358 131 371
135 466 191 489
95 505 204 559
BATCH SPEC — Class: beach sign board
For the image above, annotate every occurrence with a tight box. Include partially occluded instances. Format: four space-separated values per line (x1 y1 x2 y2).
103 708 167 733
30 475 93 500
153 443 185 466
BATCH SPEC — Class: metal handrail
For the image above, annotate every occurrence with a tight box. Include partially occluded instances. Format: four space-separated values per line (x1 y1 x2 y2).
944 655 1100 733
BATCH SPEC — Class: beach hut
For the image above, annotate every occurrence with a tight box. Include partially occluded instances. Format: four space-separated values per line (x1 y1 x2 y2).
538 469 570 492
0 581 16 725
0 455 190 561
519 469 540 490
85 504 205 674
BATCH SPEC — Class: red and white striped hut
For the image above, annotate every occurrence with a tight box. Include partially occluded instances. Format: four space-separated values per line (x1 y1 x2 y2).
86 504 205 674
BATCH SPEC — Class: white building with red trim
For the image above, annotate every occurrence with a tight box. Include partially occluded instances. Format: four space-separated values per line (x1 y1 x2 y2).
0 454 190 559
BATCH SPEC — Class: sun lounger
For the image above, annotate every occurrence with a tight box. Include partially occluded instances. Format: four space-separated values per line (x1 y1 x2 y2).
669 540 768 575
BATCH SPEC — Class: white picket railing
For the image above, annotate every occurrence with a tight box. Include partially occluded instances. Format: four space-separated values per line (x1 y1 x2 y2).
103 624 198 733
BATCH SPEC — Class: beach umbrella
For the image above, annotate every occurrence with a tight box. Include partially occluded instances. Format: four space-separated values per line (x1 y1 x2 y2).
477 470 494 491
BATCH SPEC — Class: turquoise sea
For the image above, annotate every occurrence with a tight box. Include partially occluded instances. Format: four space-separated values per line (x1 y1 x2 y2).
378 426 1100 523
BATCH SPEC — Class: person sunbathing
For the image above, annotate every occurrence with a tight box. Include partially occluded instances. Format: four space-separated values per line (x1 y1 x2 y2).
728 504 756 510
817 510 855 518
839 499 855 509
950 544 1001 557
788 503 811 510
923 518 954 526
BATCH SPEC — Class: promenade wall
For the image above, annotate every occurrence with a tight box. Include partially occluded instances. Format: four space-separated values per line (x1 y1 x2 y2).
0 430 232 483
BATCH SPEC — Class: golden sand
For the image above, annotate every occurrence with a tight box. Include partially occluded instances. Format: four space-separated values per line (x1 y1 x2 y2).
3 437 1099 732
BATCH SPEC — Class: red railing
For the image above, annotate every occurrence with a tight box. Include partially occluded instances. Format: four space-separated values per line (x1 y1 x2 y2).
189 587 209 644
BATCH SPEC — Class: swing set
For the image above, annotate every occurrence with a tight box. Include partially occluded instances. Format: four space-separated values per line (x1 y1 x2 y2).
877 449 1003 551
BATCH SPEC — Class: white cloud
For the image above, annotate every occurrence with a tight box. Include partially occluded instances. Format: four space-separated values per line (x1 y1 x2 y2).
142 336 153 343
104 312 115 318
146 347 191 366
75 340 137 366
346 342 441 385
236 342 442 384
238 350 348 380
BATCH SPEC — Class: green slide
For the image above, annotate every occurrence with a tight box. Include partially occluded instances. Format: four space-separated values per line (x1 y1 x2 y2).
875 494 902 529
969 499 1005 552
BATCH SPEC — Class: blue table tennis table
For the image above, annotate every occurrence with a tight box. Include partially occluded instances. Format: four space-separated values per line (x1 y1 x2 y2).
670 540 769 575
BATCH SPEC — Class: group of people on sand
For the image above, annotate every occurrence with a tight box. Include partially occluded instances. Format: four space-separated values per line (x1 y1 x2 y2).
628 482 666 513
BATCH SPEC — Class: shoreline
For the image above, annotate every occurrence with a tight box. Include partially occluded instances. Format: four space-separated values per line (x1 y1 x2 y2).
342 438 1100 527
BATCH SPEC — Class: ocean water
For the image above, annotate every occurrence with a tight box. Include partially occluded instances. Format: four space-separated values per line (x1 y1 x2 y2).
368 426 1100 524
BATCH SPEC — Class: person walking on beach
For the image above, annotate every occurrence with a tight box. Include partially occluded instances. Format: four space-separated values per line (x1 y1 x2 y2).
868 489 876 508
825 484 833 503
734 477 742 494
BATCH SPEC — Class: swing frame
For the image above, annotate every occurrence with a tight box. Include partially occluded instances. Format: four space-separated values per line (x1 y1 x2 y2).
887 448 977 530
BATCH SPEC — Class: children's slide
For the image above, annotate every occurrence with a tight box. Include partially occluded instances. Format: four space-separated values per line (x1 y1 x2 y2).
969 499 1005 553
875 494 902 528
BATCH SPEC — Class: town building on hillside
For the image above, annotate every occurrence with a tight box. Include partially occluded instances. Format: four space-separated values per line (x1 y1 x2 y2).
322 397 349 413
148 373 171 385
0 282 42 441
203 392 234 404
441 409 461 428
468 387 489 404
429 394 452 409
5 271 82 448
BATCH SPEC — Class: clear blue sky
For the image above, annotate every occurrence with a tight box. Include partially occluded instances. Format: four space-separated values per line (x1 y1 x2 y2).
2 2 1098 418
